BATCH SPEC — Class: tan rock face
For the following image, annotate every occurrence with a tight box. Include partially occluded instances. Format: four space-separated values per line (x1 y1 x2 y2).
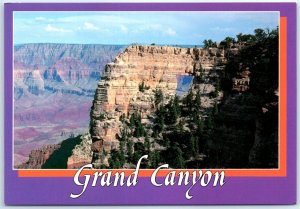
17 144 60 169
232 69 251 92
90 45 226 167
67 134 93 169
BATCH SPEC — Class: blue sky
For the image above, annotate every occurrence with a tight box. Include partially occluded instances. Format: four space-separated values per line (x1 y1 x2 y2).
13 12 279 45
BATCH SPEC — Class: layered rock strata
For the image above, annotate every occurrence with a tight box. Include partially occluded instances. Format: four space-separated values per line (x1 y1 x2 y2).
90 45 226 167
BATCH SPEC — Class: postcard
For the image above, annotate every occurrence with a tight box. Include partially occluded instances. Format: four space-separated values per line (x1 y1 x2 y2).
4 2 297 205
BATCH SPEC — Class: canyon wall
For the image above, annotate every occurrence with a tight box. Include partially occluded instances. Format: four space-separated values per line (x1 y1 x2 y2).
14 43 125 99
14 44 124 166
17 144 60 169
90 45 226 167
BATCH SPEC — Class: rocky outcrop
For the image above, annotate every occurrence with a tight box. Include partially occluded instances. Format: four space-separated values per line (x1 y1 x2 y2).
18 135 86 169
67 134 93 169
90 45 226 167
232 68 251 92
17 144 60 169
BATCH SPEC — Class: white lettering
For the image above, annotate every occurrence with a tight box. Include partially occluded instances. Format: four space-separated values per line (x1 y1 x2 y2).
70 164 93 199
151 164 169 186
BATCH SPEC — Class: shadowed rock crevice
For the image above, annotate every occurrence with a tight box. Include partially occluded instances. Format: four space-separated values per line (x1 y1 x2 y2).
42 135 82 169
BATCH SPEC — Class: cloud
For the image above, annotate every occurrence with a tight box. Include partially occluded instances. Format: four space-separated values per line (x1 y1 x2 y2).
35 17 47 21
164 28 176 36
83 22 99 31
35 16 72 24
211 26 235 32
137 24 161 32
120 25 128 34
45 24 72 33
192 34 204 38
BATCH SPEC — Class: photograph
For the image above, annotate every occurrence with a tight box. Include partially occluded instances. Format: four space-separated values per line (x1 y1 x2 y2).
13 11 279 170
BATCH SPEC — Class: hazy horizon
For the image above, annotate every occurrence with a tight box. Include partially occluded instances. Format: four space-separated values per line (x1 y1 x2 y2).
13 43 204 48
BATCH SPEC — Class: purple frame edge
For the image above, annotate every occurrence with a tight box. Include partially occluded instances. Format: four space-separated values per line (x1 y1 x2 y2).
4 2 297 205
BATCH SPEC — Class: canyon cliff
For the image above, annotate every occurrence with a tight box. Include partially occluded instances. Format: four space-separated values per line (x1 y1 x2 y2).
14 44 124 166
17 144 60 169
89 45 226 167
87 38 277 169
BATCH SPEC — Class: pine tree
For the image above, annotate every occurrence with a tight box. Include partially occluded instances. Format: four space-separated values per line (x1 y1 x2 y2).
196 118 204 133
119 113 126 123
171 143 185 168
132 142 145 164
195 90 201 113
177 119 185 134
212 102 219 116
127 140 133 162
185 89 194 112
196 89 201 103
156 106 165 132
173 95 180 115
129 113 136 128
119 128 128 141
144 136 150 153
135 122 145 137
151 151 160 168
109 149 123 168
119 141 126 165
187 136 196 158
192 136 199 156
139 81 145 92
154 88 164 106
167 98 179 124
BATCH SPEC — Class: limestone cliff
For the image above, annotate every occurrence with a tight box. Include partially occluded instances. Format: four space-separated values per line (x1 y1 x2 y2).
90 45 226 167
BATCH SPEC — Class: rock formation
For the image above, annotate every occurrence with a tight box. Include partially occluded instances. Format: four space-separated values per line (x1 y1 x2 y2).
14 44 124 166
17 144 60 169
90 45 226 167
18 134 92 169
67 134 93 169
232 68 251 92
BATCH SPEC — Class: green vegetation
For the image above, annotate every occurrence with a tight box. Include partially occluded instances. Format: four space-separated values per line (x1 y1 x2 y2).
154 88 164 106
109 149 125 168
222 27 278 93
42 135 82 169
95 113 105 121
213 27 279 168
129 112 146 137
138 81 150 92
203 39 217 48
219 36 236 49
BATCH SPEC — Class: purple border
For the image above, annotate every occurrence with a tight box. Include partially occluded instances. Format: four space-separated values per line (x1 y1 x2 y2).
4 3 297 205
